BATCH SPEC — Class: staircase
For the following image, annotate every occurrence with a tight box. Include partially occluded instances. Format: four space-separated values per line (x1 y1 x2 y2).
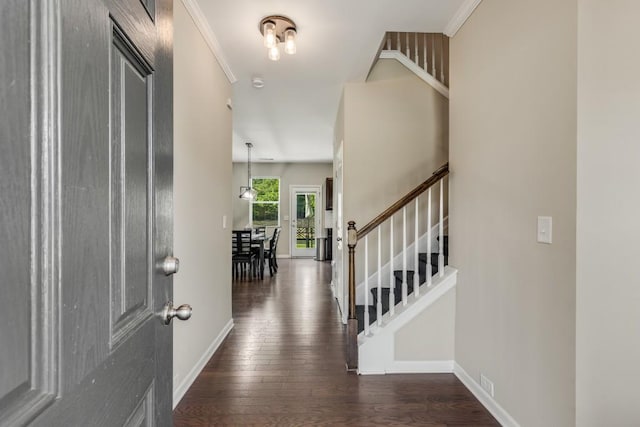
355 236 448 333
345 163 454 373
342 35 453 373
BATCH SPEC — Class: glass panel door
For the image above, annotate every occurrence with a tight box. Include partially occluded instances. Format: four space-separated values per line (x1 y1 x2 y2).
290 187 320 257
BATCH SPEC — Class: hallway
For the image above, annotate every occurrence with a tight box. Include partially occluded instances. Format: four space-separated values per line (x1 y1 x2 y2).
173 259 498 426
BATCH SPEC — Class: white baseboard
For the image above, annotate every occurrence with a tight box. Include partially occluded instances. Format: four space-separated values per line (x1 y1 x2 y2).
386 360 453 374
453 362 520 427
172 318 234 408
276 254 291 259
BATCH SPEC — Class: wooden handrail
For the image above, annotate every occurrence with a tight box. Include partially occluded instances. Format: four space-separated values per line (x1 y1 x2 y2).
356 163 449 240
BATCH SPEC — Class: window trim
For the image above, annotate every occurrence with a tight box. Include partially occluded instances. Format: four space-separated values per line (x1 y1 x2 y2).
249 176 280 228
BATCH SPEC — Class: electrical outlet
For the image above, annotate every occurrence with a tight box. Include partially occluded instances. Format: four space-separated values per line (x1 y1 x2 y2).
480 374 495 397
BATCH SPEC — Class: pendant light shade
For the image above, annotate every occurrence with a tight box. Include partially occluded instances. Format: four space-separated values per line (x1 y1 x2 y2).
268 43 281 61
284 28 296 55
262 21 276 48
239 186 258 201
239 143 257 201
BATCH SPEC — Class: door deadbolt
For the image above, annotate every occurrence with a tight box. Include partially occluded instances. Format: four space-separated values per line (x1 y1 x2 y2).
162 256 180 275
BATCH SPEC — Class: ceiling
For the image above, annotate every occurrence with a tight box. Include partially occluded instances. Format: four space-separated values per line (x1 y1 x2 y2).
193 0 472 163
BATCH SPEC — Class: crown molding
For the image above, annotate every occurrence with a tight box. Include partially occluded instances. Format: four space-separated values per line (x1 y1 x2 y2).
179 0 237 83
444 0 483 37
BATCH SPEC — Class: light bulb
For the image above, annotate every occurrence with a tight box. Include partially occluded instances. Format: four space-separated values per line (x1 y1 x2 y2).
284 28 296 55
263 21 276 48
268 43 280 61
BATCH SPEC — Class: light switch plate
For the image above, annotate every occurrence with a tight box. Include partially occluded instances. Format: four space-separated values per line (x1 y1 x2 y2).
537 216 552 244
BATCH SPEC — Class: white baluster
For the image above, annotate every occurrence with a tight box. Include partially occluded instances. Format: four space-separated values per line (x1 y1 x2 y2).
427 188 433 286
414 198 420 298
377 227 382 325
402 206 408 306
364 235 370 335
439 179 445 277
389 218 395 317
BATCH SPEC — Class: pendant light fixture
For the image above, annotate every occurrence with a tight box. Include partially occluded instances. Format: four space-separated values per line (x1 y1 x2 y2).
239 142 257 201
259 15 297 61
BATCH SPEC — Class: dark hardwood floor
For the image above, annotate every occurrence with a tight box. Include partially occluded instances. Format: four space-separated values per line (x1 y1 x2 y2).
174 259 498 426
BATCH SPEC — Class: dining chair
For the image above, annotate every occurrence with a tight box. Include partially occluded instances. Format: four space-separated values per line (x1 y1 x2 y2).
232 230 256 280
264 227 281 276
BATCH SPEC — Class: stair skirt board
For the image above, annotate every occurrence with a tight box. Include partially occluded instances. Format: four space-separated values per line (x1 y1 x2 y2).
355 218 448 306
357 268 457 374
454 363 521 427
379 51 449 99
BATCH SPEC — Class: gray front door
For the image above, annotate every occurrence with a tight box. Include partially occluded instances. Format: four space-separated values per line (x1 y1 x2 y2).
0 0 175 425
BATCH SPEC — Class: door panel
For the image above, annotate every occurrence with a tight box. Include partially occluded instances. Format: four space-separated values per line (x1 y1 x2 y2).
0 0 174 425
110 26 154 348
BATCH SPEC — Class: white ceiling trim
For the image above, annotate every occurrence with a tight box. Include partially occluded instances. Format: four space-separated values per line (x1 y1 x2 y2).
379 51 449 99
179 0 237 83
443 0 483 37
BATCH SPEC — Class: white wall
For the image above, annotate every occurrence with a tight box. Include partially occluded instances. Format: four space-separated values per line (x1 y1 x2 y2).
576 1 640 424
173 0 233 405
232 162 332 257
450 0 577 425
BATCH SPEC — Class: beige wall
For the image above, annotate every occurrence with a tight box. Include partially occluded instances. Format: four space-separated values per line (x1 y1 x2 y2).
341 59 449 293
232 162 332 256
173 0 233 403
450 0 577 425
342 59 449 229
576 1 640 424
395 288 455 361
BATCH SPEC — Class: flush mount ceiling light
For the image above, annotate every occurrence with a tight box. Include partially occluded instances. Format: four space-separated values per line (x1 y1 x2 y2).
259 15 297 61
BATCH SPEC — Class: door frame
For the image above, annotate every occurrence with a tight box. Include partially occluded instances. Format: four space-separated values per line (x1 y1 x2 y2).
289 185 322 258
333 142 346 323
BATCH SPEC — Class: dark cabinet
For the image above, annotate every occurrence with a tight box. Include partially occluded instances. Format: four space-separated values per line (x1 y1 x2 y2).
325 177 333 211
